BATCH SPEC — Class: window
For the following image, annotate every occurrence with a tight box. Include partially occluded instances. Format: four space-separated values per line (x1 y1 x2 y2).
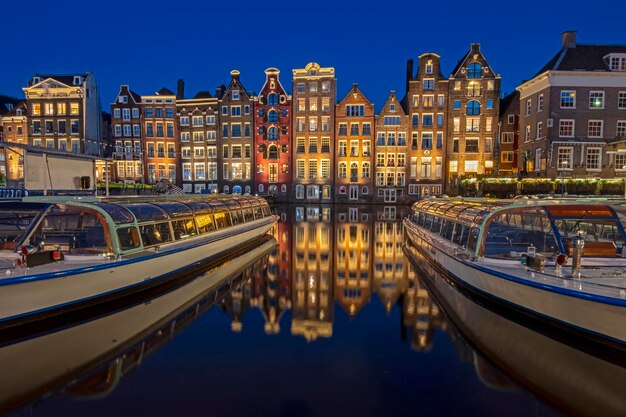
423 95 434 107
619 92 626 109
537 94 544 112
464 160 478 172
559 120 575 137
453 117 460 132
321 159 330 179
616 154 626 170
465 139 479 153
536 122 543 139
387 132 395 146
501 151 514 162
123 125 131 137
558 147 573 169
508 114 515 124
309 82 318 93
362 123 371 135
350 124 359 135
560 90 576 108
232 124 241 137
156 123 164 137
338 162 347 178
466 101 480 116
437 114 444 127
526 99 532 116
155 108 163 118
421 133 433 149
376 153 385 167
133 124 140 137
194 163 206 180
420 158 432 178
486 117 492 132
586 148 601 170
466 117 480 132
57 103 67 115
617 121 626 137
296 83 305 93
423 79 434 90
338 123 347 135
608 55 626 71
71 120 79 134
309 160 318 179
449 160 458 173
268 110 278 123
438 95 445 107
452 138 459 153
524 125 531 142
167 123 174 138
309 137 318 153
589 91 605 109
588 120 603 138
436 132 443 149
296 160 305 179
486 99 493 109
70 103 79 115
384 116 401 126
346 105 365 117
453 100 461 110
467 63 482 78
485 138 492 152
422 114 433 126
231 106 241 117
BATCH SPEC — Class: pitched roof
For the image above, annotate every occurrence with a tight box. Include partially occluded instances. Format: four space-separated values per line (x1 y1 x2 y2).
156 87 175 96
128 88 142 103
534 44 626 76
0 95 21 116
499 91 519 114
30 73 89 87
193 91 213 99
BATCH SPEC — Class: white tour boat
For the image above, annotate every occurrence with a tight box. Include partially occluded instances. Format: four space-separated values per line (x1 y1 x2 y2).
403 198 626 350
0 194 277 329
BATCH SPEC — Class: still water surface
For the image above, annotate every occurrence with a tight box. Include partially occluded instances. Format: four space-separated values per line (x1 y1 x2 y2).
3 204 608 417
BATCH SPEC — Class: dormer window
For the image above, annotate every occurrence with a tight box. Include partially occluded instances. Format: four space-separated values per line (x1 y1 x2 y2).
32 76 41 85
119 95 128 104
425 63 433 74
606 54 626 71
73 76 82 85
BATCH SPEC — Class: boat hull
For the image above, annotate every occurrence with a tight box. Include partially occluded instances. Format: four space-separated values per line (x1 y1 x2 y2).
403 218 626 349
403 241 626 417
0 216 277 329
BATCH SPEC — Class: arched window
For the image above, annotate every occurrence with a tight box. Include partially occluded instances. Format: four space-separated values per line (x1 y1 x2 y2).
233 185 242 195
280 184 287 193
244 186 251 195
339 162 347 178
362 186 369 195
268 110 278 123
466 100 481 116
258 184 264 193
268 127 278 140
268 93 278 105
223 185 229 194
268 144 279 159
468 63 482 78
350 162 358 179
362 162 370 178
269 185 278 195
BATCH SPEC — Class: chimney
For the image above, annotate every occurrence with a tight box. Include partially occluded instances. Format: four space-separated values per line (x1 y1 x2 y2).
562 31 577 48
176 79 184 100
406 59 414 92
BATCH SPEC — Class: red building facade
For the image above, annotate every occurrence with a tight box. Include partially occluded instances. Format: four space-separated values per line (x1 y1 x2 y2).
254 68 292 201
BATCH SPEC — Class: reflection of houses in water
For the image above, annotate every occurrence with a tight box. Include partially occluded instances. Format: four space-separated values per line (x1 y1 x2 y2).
221 267 255 332
251 206 292 334
291 206 334 341
334 207 373 317
402 263 445 351
373 219 408 314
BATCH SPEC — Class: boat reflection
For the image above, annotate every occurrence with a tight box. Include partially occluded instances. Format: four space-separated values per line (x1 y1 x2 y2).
404 240 626 417
0 236 277 415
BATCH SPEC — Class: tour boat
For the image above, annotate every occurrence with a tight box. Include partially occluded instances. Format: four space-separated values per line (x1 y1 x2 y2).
0 194 278 329
0 237 275 414
403 242 626 417
403 198 626 350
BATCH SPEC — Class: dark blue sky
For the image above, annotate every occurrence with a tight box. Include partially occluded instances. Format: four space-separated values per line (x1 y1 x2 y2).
2 0 625 111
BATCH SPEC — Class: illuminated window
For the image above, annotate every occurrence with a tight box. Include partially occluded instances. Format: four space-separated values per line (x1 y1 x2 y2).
560 90 576 108
589 91 605 109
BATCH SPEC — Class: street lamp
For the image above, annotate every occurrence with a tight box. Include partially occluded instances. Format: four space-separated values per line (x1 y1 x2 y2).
560 160 568 197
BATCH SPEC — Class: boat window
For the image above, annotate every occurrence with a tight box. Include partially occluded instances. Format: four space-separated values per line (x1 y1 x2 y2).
467 227 480 253
117 227 141 250
95 203 134 224
152 202 193 218
30 206 110 254
431 216 442 235
453 225 469 248
139 222 172 246
123 204 168 222
195 214 215 234
230 208 243 225
171 219 197 240
214 211 231 229
442 220 456 241
252 204 263 219
242 207 254 222
261 203 271 217
0 207 43 249
485 211 559 257
184 201 213 215
554 219 625 257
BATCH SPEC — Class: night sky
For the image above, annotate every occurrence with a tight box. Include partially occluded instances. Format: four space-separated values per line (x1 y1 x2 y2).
2 0 625 111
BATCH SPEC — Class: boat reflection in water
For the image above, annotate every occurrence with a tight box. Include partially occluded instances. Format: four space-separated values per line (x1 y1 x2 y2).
0 236 277 416
404 240 626 417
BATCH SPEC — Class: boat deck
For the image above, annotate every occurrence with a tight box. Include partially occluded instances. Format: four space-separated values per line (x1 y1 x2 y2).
478 257 626 301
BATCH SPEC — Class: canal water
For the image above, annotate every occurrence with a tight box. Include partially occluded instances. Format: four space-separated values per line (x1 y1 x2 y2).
3 204 612 417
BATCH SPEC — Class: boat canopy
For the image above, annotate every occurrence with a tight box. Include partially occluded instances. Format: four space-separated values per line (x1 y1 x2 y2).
411 200 504 227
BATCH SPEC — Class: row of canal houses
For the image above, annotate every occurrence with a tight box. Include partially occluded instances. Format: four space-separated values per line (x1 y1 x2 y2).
106 42 500 204
4 32 625 202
